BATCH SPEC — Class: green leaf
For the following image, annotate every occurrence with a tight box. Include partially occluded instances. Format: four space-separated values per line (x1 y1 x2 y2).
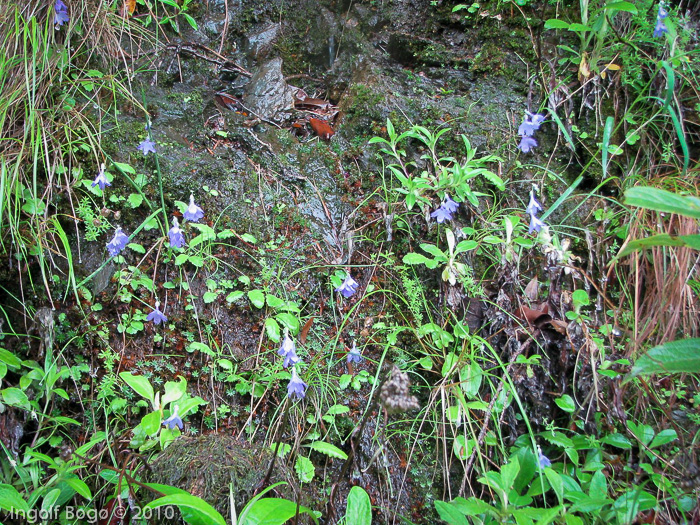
248 289 265 309
402 252 438 268
617 233 700 257
454 240 478 254
345 486 372 525
0 348 22 369
141 410 162 436
144 493 226 525
295 455 315 483
435 500 469 525
1 387 30 409
568 23 591 32
624 187 700 220
544 19 571 29
226 291 245 303
127 193 144 208
306 441 348 460
119 372 155 404
266 294 285 309
203 291 218 303
0 483 29 513
265 318 281 342
603 1 637 13
600 433 632 449
649 429 677 448
162 376 187 406
113 161 135 174
555 394 576 413
625 338 700 381
242 498 317 525
64 476 92 500
275 313 300 335
339 374 352 389
187 342 215 357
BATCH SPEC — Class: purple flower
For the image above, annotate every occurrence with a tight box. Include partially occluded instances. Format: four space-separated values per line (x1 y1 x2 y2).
529 214 546 234
347 341 363 364
106 227 129 257
147 302 167 325
163 405 183 430
278 332 300 368
653 18 668 37
654 3 669 37
54 0 69 27
518 135 538 154
91 163 110 191
518 113 545 136
526 190 543 217
183 194 204 222
168 217 185 248
335 273 359 298
287 367 307 399
441 195 459 214
430 204 454 223
137 139 156 155
537 449 551 469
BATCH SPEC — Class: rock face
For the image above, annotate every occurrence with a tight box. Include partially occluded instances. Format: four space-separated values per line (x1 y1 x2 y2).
242 57 294 120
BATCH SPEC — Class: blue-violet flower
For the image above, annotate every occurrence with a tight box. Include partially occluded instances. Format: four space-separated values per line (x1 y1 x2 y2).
538 449 551 469
287 367 307 399
529 214 546 234
526 190 543 218
518 113 545 136
168 217 185 248
106 227 129 257
91 163 110 191
518 135 538 154
54 0 69 27
335 273 359 298
653 3 669 37
183 193 204 222
347 341 363 364
137 139 156 155
278 331 300 368
163 405 183 430
147 301 167 325
430 200 456 223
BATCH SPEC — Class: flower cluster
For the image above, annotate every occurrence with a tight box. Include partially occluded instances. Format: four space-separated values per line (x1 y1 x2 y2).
335 272 359 298
526 187 546 234
653 3 669 38
430 194 459 224
517 112 545 154
278 331 307 399
54 0 69 28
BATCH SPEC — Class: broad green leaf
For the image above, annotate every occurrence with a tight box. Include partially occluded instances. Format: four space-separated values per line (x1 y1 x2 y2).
403 252 439 268
2 387 30 409
248 290 265 309
64 476 92 500
265 317 281 342
127 193 143 208
544 19 570 29
603 1 637 13
435 500 469 525
624 187 700 219
618 233 700 257
295 455 315 483
275 313 300 335
141 410 162 436
203 291 218 303
144 493 226 525
119 372 155 403
187 342 215 357
500 457 520 492
306 441 348 460
649 429 677 448
601 433 632 449
625 338 700 381
555 394 576 413
0 484 29 513
345 486 372 525
226 291 245 303
242 498 317 525
0 348 22 369
266 295 285 309
162 376 187 406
